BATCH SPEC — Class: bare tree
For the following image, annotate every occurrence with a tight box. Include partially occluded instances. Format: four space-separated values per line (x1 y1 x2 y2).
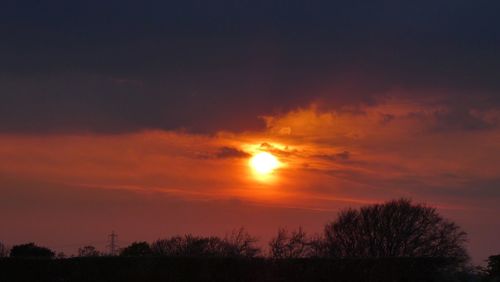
307 233 327 258
222 227 260 258
150 229 260 258
269 227 326 259
78 245 100 257
151 235 221 257
151 236 185 256
323 199 468 265
182 235 221 257
269 227 309 258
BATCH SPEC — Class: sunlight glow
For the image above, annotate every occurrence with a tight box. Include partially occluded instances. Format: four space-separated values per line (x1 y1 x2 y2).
250 152 279 175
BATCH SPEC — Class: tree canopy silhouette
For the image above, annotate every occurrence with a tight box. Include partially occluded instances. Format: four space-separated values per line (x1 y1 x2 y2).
269 227 323 259
78 245 100 257
223 227 261 258
9 243 55 258
120 242 152 257
151 228 260 258
323 199 468 264
484 254 500 281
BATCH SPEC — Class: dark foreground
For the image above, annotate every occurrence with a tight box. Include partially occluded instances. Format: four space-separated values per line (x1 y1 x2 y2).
0 257 461 282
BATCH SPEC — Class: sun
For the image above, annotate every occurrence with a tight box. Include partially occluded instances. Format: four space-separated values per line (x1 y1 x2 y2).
249 152 279 175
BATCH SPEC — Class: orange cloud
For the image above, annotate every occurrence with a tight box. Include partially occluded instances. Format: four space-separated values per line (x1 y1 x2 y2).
1 99 500 264
1 99 499 212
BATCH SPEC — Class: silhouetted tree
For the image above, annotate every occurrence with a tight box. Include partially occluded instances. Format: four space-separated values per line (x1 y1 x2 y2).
151 228 260 258
483 255 500 281
77 245 100 257
0 241 8 257
269 227 310 258
323 199 468 265
10 243 55 258
222 227 260 258
151 235 224 257
151 235 183 256
120 241 152 257
307 233 327 257
269 227 327 259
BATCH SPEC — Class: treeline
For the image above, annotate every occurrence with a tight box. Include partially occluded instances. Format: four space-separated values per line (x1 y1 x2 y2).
72 227 260 259
1 199 499 281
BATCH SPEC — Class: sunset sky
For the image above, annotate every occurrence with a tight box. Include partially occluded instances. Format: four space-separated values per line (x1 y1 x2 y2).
1 1 500 263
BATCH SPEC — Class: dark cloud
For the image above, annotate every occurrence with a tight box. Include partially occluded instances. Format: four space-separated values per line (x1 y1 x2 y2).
406 106 497 132
197 146 250 159
1 1 500 133
313 151 351 162
432 108 496 131
214 147 251 159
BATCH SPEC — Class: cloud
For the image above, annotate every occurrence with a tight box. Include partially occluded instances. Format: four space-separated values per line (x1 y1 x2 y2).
313 151 350 161
432 107 497 131
258 142 300 158
405 106 498 132
214 146 251 159
1 2 500 134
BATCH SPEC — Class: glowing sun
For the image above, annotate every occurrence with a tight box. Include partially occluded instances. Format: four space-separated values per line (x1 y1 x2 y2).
250 152 279 175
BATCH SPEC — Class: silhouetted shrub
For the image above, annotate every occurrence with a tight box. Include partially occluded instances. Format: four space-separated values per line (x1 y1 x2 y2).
9 243 55 258
78 245 100 257
120 242 152 257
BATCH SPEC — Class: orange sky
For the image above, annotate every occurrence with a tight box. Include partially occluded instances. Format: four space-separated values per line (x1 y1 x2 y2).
1 98 499 263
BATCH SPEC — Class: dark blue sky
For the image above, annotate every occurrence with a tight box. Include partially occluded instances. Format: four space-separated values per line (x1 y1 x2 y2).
1 0 499 132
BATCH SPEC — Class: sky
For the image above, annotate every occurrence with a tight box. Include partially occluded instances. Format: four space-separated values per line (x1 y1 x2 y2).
1 1 499 263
